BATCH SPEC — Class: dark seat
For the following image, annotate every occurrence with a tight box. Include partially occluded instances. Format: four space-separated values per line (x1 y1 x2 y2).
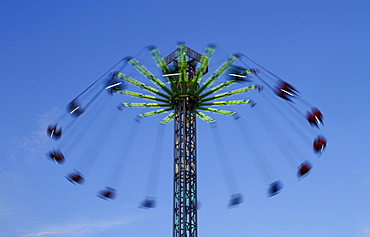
297 161 312 178
66 171 84 184
228 193 243 207
67 100 84 117
47 149 65 164
140 197 156 209
313 136 327 153
47 124 62 140
98 187 116 200
268 181 283 197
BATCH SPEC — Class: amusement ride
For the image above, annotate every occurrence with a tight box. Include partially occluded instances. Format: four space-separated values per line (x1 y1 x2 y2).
46 44 326 237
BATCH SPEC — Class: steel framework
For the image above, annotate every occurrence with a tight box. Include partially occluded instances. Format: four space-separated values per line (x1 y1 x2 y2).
173 97 197 236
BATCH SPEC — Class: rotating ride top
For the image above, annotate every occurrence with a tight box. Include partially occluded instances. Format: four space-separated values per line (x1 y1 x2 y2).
46 44 327 237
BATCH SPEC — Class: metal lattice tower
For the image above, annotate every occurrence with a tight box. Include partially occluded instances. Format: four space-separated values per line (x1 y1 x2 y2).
173 97 197 236
165 47 202 236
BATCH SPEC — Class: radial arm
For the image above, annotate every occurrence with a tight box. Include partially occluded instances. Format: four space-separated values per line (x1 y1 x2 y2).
189 44 216 93
201 85 256 102
199 100 251 107
117 90 169 103
178 45 188 92
116 73 170 99
138 108 174 118
198 79 237 99
127 57 174 96
148 46 175 85
160 112 175 124
196 112 216 123
121 102 171 108
197 107 236 116
195 54 239 96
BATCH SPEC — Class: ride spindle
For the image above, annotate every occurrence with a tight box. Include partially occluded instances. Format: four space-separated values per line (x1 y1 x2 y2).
173 96 197 237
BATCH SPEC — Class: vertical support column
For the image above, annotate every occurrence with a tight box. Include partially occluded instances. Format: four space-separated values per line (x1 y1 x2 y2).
174 97 197 237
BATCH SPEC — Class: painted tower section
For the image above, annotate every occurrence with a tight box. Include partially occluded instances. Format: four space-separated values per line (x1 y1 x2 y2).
173 96 197 237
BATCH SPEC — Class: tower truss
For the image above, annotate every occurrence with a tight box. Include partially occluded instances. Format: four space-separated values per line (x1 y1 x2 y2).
173 97 197 236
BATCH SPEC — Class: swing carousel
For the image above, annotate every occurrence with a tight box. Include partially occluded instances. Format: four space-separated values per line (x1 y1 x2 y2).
46 44 327 237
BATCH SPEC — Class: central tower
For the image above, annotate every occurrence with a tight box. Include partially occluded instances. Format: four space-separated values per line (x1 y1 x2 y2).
173 97 197 236
165 46 204 237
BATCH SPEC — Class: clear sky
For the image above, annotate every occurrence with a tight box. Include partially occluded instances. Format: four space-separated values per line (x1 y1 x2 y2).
1 1 370 236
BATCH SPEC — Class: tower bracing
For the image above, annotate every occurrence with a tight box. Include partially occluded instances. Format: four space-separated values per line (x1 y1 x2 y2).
173 97 197 237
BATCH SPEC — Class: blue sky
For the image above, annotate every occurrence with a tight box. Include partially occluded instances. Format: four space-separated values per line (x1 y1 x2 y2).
1 0 370 236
